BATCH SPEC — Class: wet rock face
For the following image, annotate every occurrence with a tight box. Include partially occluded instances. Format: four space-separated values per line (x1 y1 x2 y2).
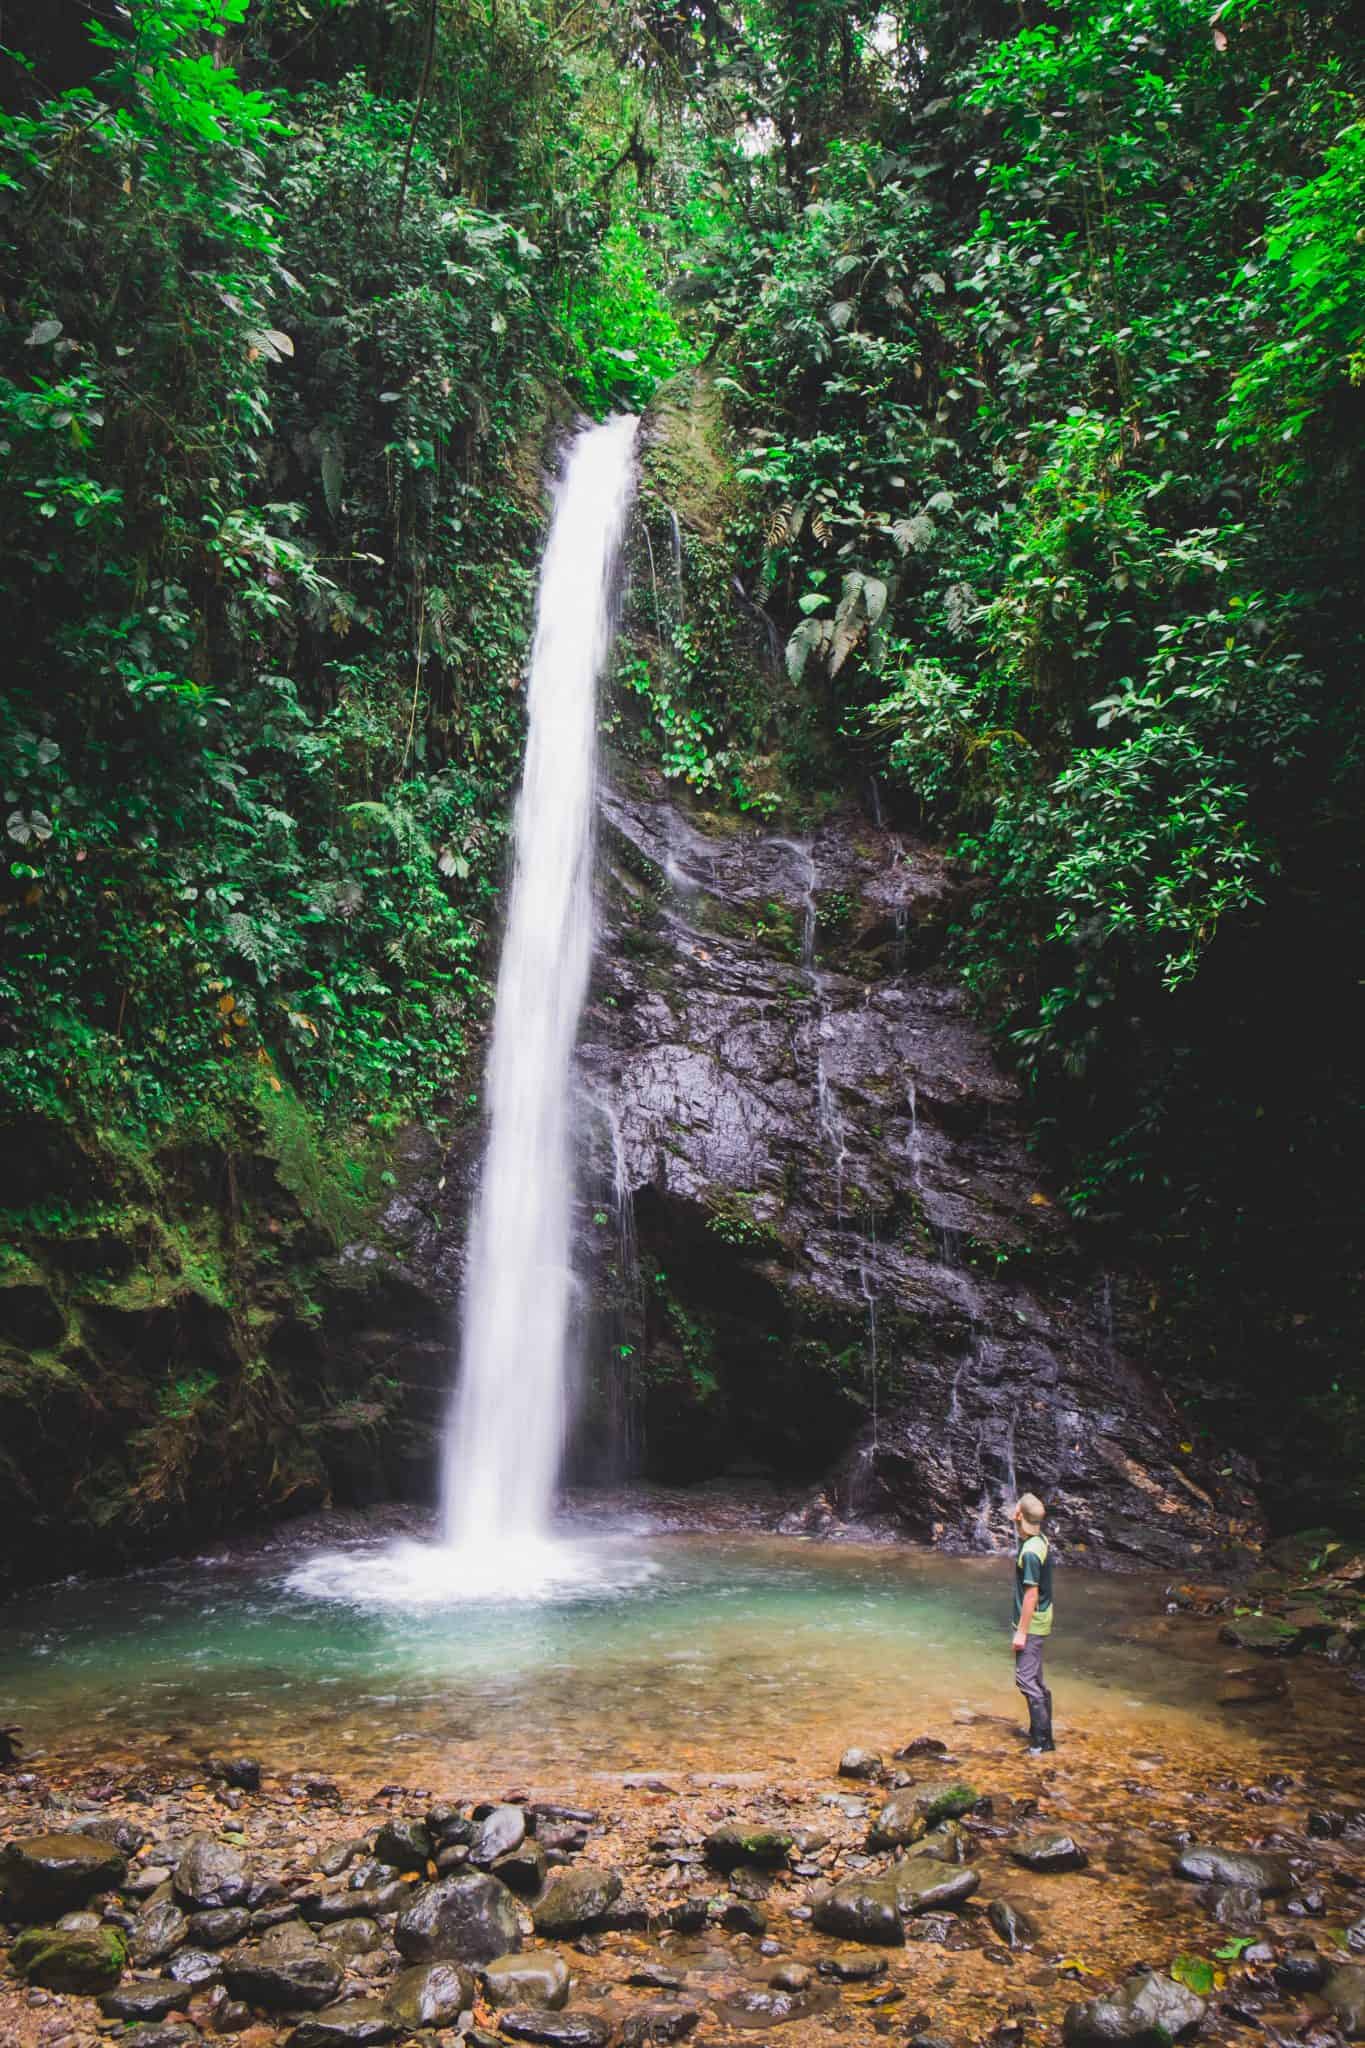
570 764 1261 1568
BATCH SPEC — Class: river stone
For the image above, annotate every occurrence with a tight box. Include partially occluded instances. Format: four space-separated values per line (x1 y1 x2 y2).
772 1962 815 1991
839 1748 883 1780
495 1842 549 1896
1218 1616 1300 1653
811 1875 905 1945
223 1924 343 2011
100 1980 194 2020
1348 1914 1365 1955
375 1818 433 1872
702 1824 793 1870
1325 1966 1365 2038
286 2001 398 2047
320 1917 384 1959
817 1950 888 1981
1208 1885 1262 1928
188 1906 251 1946
473 1806 528 1868
1010 1833 1088 1874
1173 1845 1293 1894
119 2027 201 2048
1063 1971 1207 2047
722 1898 767 1935
386 1960 474 2028
9 1923 127 1992
396 1871 522 1963
987 1899 1038 1948
621 2003 701 2045
0 1831 128 1917
868 1782 977 1848
175 1835 252 1911
166 1947 222 1986
892 1857 979 1914
483 1950 571 2010
532 1866 623 1936
499 2011 613 2048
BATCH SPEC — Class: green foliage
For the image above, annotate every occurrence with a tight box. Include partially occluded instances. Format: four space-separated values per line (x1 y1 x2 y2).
563 219 700 414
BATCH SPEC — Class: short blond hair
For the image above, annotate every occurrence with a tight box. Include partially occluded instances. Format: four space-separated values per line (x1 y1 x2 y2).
1015 1493 1046 1535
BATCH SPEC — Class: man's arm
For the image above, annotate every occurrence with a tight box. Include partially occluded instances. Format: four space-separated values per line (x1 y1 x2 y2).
1013 1585 1038 1653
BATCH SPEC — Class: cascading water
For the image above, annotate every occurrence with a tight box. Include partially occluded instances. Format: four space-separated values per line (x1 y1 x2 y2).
441 413 639 1559
287 416 642 1608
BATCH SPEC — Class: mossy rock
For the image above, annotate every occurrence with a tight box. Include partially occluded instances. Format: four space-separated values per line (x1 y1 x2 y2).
10 1923 127 1992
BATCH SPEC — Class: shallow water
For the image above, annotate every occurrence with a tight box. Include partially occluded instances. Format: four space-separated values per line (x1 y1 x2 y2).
1 1515 1342 1786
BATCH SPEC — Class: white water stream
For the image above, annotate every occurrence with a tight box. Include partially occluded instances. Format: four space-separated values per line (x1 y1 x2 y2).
441 413 640 1562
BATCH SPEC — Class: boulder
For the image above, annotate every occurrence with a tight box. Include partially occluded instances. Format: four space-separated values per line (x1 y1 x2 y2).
494 1841 549 1896
374 1818 433 1873
166 1947 222 1986
472 1806 528 1867
187 1906 251 1947
99 1981 194 2021
174 1835 252 1911
320 1917 384 1960
702 1824 793 1870
1010 1834 1088 1874
1325 1966 1365 2039
287 2002 398 2047
386 1960 474 2029
1218 1616 1300 1654
483 1951 571 2010
0 1831 127 1917
1063 1972 1207 2047
134 1896 190 1963
892 1858 979 1914
499 2014 612 2048
532 1866 623 1936
811 1875 904 1946
395 1872 522 1964
868 1782 977 1848
223 1923 343 2011
1173 1846 1293 1895
9 1922 127 1992
838 1749 883 1780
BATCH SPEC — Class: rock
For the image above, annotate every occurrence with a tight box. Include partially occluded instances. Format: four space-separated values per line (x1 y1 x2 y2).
1275 1952 1326 1992
987 1900 1038 1948
867 1782 977 1848
483 1952 571 2010
811 1875 904 1946
119 2026 201 2048
311 1877 409 1921
395 1872 522 1964
321 1918 384 1960
1325 1966 1365 2038
209 1758 262 1792
0 1831 128 1917
702 1823 793 1870
174 1836 252 1912
223 1924 343 2012
658 1897 709 1934
895 1737 949 1759
1207 1886 1262 1928
838 1749 883 1780
386 1960 474 2029
1173 1846 1293 1894
817 1951 888 1981
1216 1665 1289 1708
498 2011 613 2048
1009 1833 1088 1873
621 2004 701 2045
187 1907 251 1947
1218 1616 1300 1654
166 1948 222 1986
134 1897 191 1964
1348 1914 1365 1956
531 1866 623 1936
99 1981 194 2020
1063 1972 1206 2047
287 2002 398 2047
494 1842 549 1896
891 1857 979 1914
722 1899 766 1935
473 1807 528 1867
374 1818 433 1872
8 1923 127 1993
771 1963 814 1992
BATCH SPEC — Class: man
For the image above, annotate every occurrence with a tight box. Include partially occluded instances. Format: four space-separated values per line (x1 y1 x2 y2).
1010 1493 1055 1754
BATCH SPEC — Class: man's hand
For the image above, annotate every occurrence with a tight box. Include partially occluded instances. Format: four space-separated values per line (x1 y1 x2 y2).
1011 1630 1027 1653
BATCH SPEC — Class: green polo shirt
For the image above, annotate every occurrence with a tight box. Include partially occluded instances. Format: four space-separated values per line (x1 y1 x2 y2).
1013 1533 1054 1637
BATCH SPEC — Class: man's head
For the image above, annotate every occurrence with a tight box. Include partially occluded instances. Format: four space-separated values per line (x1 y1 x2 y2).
1012 1493 1046 1537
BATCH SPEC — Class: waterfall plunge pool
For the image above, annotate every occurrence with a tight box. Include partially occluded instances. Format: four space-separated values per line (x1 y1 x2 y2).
1 1509 1345 1790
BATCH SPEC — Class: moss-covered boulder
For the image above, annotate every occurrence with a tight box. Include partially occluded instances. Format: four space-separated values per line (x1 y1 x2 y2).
10 1922 127 1992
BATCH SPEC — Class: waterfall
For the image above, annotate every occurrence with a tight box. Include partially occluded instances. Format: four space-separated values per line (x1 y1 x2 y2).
440 414 639 1555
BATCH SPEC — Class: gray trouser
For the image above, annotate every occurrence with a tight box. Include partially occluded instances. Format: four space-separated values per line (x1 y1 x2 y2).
1014 1634 1047 1710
